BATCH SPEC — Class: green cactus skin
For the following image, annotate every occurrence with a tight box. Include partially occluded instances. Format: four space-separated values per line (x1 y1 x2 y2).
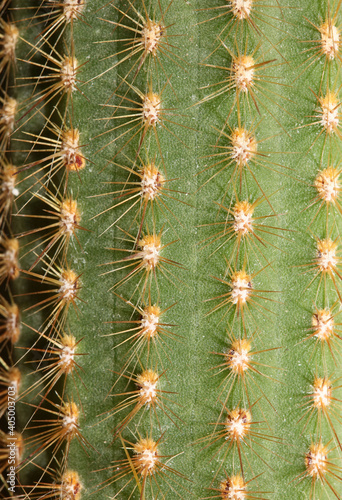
2 0 342 499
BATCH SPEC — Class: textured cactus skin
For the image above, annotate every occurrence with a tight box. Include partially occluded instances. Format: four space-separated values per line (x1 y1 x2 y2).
4 0 342 499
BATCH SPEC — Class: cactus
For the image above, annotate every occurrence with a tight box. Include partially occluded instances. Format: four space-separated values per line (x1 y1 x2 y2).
1 0 342 499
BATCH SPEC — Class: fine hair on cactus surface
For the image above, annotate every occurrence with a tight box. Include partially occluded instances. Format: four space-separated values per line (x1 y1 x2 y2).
3 0 342 499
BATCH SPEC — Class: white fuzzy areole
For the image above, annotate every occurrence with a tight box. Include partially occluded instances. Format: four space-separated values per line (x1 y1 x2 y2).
59 273 78 301
317 245 337 271
312 309 334 341
321 22 340 60
229 348 250 373
141 310 159 336
231 275 252 304
143 94 161 126
313 382 331 409
233 205 253 235
231 129 256 166
320 95 339 133
233 56 254 92
59 345 75 370
60 57 77 92
142 242 160 269
142 21 163 55
63 0 85 22
229 0 252 19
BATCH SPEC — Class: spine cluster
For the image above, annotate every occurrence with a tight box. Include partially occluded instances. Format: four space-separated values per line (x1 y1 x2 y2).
294 1 342 496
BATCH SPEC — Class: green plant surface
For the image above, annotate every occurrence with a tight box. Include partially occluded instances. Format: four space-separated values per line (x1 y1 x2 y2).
3 0 342 499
